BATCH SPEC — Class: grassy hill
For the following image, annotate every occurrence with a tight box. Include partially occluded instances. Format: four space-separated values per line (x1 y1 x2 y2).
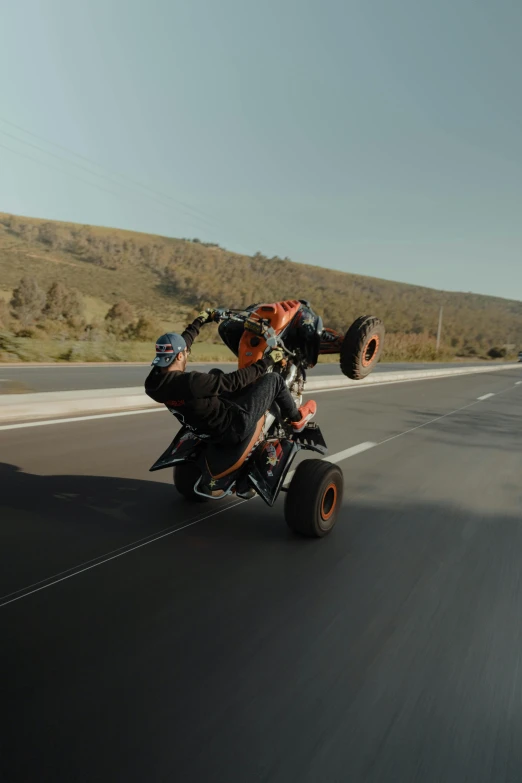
0 211 521 362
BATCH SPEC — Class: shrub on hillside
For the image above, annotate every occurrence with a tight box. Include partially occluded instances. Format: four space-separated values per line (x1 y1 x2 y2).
382 333 455 362
45 282 84 323
0 330 29 361
2 213 522 354
0 299 10 328
460 342 478 357
10 277 46 327
105 300 135 335
487 346 506 359
128 315 162 341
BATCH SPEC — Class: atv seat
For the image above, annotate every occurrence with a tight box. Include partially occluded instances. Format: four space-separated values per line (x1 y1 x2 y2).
206 418 264 479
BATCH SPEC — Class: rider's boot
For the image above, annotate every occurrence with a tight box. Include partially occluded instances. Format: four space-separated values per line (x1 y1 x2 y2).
291 400 317 432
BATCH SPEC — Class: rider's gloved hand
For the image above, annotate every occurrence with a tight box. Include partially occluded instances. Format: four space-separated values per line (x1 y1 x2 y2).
267 349 284 364
209 308 227 322
196 308 226 324
195 309 213 324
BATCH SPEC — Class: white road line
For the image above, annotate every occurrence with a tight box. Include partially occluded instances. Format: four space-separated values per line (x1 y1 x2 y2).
0 376 481 430
326 442 377 464
308 379 425 395
377 400 480 446
284 442 377 486
516 381 522 386
2 383 518 607
2 366 520 430
0 501 242 603
1 441 378 607
0 500 248 609
0 407 163 431
1 440 379 607
379 381 519 447
477 393 495 400
307 374 511 396
285 395 499 486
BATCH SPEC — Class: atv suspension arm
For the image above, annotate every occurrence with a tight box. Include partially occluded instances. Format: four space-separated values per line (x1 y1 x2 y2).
319 328 344 355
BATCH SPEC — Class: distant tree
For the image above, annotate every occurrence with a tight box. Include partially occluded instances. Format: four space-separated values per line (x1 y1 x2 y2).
129 315 161 341
410 316 424 335
6 215 20 232
487 346 506 359
45 282 84 322
45 282 66 320
4 216 36 241
83 322 105 342
10 277 46 326
64 289 84 322
67 234 89 255
105 300 135 334
461 342 478 357
37 222 59 246
0 299 10 327
3 212 522 360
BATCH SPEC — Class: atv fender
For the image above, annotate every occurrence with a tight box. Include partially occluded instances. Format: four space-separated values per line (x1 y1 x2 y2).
149 428 203 472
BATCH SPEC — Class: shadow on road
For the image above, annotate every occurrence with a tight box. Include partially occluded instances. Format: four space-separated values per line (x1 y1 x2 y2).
2 485 522 783
0 460 236 595
0 460 185 531
0 460 286 597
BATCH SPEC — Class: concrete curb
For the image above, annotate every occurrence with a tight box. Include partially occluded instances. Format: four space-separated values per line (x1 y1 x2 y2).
305 363 520 391
0 363 518 424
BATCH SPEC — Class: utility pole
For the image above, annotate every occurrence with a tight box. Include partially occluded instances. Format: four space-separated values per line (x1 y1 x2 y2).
436 306 443 351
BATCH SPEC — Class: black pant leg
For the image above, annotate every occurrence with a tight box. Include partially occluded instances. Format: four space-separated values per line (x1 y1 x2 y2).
229 373 299 441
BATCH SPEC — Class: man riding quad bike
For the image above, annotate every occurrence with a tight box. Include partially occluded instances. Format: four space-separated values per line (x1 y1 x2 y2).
146 300 384 538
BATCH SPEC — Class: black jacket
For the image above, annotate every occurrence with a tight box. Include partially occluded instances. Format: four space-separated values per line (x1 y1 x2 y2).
145 319 273 437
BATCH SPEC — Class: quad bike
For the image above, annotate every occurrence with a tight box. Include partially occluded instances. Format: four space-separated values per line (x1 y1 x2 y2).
150 300 384 537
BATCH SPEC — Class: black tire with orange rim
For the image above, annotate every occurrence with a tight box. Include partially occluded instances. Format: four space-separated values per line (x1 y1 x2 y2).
284 459 344 538
340 315 385 380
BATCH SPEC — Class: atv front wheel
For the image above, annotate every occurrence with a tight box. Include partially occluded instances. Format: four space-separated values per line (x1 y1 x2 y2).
173 462 209 502
285 460 343 538
340 315 384 380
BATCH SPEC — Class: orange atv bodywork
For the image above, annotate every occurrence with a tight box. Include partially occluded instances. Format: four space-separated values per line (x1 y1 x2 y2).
238 300 301 368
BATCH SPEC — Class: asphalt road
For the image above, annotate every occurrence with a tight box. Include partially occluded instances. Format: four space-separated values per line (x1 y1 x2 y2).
0 360 499 393
1 366 522 782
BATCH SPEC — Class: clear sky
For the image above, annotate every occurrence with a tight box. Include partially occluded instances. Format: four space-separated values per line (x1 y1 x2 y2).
1 0 521 300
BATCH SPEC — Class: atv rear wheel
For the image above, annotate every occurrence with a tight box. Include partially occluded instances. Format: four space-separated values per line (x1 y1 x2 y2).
173 462 209 502
285 460 343 538
340 315 384 380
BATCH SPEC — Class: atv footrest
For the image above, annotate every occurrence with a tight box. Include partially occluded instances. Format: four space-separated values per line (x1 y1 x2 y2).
293 423 328 455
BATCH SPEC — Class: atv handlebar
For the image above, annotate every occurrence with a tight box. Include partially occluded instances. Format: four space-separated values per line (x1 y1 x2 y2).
209 308 295 357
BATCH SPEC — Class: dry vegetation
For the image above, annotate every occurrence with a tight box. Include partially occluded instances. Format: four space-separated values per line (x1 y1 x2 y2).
0 211 520 363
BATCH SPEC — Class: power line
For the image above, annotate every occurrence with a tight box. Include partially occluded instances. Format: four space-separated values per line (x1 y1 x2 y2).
0 126 216 231
0 127 215 232
0 117 277 259
0 116 217 224
0 140 217 235
0 116 218 229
